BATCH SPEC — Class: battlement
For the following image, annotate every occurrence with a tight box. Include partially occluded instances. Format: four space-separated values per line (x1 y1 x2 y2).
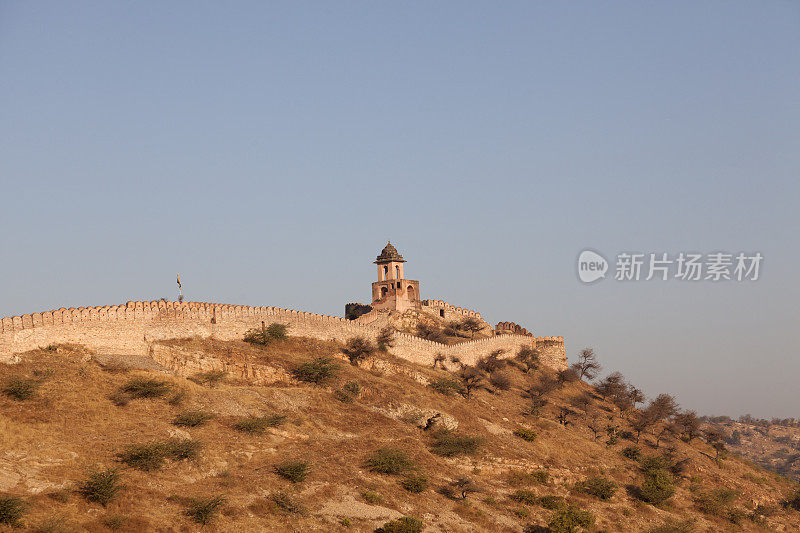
0 300 566 371
495 321 533 336
420 299 482 319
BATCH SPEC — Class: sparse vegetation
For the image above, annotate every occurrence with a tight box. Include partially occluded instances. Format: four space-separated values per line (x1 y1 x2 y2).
513 427 537 442
509 489 538 505
117 439 200 470
575 476 617 500
232 414 286 434
548 505 595 533
365 448 414 475
342 336 375 365
0 495 26 527
121 378 171 399
173 410 215 427
2 377 38 401
78 468 122 506
376 516 423 533
274 461 309 483
293 356 338 384
639 457 676 505
244 323 288 345
376 326 396 351
270 490 305 514
539 495 567 509
441 477 482 500
185 495 225 525
430 431 483 457
361 490 382 504
189 370 227 387
428 377 465 396
488 371 511 391
400 473 428 493
784 486 800 511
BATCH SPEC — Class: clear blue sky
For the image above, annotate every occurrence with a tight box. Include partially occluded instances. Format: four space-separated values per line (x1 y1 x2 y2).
1 2 798 418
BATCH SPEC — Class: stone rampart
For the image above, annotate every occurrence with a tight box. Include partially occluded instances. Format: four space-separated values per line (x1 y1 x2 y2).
0 301 566 370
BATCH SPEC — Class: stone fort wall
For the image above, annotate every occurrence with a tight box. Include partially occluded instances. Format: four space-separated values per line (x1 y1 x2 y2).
0 300 566 370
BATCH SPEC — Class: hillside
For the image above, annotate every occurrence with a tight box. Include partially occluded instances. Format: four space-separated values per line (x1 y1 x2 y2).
1 334 799 532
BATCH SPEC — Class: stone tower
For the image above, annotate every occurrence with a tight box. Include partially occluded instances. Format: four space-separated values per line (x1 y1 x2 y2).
371 242 420 312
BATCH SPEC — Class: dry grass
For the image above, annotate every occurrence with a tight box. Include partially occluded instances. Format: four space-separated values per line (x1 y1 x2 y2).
0 340 797 531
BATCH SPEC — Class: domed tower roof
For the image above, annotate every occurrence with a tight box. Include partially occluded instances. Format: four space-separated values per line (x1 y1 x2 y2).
375 241 406 263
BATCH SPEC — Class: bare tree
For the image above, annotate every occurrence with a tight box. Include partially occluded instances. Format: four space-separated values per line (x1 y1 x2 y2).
570 391 593 415
432 353 446 369
342 336 375 366
628 385 645 409
416 323 446 343
458 367 485 399
557 406 574 426
477 349 506 373
513 345 540 374
572 347 602 381
488 371 511 391
461 317 484 338
647 394 679 423
631 410 656 444
673 411 701 442
556 366 579 388
595 371 627 400
443 477 482 500
703 427 726 460
525 375 558 417
587 415 603 440
376 326 396 352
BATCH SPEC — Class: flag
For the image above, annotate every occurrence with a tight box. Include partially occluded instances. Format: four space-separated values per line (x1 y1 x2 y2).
177 273 181 289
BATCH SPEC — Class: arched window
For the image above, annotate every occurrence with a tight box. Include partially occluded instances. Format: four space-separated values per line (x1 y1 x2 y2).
383 266 389 279
395 265 400 279
381 287 388 298
407 286 415 300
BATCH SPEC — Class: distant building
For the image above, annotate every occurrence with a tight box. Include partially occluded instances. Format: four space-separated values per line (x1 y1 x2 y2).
370 242 421 313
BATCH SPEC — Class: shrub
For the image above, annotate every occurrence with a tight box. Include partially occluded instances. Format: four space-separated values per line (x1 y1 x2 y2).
639 468 675 505
167 388 188 406
783 487 800 511
695 488 739 517
621 446 641 461
164 438 202 460
232 414 286 434
2 377 38 401
489 372 512 391
189 370 227 387
102 515 127 530
428 378 465 396
78 468 122 506
361 490 382 504
548 505 595 533
0 495 26 527
185 495 225 525
513 428 537 442
342 336 375 365
364 448 413 475
400 473 428 493
293 356 338 384
121 378 171 399
575 476 616 500
376 516 423 533
117 442 168 471
244 323 288 345
646 519 696 533
429 431 483 457
376 327 396 351
507 470 549 486
509 489 538 505
270 491 305 514
274 461 309 483
173 410 215 427
539 495 566 510
343 381 361 395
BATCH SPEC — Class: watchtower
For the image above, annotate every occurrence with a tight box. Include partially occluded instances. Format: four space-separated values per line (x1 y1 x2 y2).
371 242 420 312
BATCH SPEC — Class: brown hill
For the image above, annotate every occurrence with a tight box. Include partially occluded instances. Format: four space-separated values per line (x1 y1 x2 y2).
0 336 798 532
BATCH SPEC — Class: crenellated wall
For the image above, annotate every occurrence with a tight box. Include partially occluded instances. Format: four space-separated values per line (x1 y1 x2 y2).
0 300 566 370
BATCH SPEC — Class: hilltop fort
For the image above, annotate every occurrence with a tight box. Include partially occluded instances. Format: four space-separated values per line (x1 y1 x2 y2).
0 243 566 369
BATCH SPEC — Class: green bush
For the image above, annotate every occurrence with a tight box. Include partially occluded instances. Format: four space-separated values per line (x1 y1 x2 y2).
361 490 382 504
400 473 428 493
274 461 309 483
292 356 338 384
185 495 225 525
164 438 202 460
78 468 122 506
2 377 39 401
173 410 215 427
509 489 538 505
576 476 617 500
548 505 594 533
270 491 305 514
621 446 641 461
507 469 549 486
343 381 361 395
376 516 423 533
539 495 567 510
244 323 289 345
513 428 537 442
0 495 26 527
117 442 168 471
232 414 286 434
429 431 483 457
695 488 739 517
639 469 675 505
428 378 465 397
189 370 227 387
364 448 414 475
121 378 171 399
784 487 800 511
